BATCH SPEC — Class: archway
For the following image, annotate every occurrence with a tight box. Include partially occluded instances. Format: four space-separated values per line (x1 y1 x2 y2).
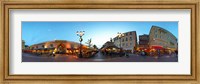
56 43 66 54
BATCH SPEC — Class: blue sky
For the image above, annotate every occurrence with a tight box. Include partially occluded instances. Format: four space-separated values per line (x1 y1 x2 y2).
22 22 178 48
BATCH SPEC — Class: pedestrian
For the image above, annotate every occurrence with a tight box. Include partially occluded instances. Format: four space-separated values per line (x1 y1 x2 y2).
169 50 172 55
126 53 129 58
52 51 55 57
157 50 160 56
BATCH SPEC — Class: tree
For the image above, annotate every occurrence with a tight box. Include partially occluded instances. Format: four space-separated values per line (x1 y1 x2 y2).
93 45 98 49
85 38 92 48
25 45 29 48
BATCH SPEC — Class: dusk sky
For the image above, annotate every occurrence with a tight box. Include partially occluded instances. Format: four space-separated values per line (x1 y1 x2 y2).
22 22 178 48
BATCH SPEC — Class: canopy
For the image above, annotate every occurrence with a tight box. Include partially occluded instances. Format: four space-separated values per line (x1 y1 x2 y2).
151 45 163 50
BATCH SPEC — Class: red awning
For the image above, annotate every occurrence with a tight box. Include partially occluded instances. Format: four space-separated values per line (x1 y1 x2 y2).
151 46 163 50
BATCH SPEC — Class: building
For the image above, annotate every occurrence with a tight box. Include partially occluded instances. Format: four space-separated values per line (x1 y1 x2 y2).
101 41 120 52
101 39 121 56
149 26 178 51
27 40 88 54
22 40 25 49
113 31 137 53
139 34 149 48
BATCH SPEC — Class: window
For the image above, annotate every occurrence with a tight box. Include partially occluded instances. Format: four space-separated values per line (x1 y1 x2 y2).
126 37 128 41
126 43 128 46
130 37 132 41
155 30 157 33
42 45 44 48
50 44 53 47
155 34 158 38
170 42 175 45
122 43 125 46
130 32 132 35
130 43 132 45
122 39 124 42
126 33 128 36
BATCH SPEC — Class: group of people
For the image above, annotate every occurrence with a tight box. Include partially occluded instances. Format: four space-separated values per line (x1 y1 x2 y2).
100 48 178 58
101 49 131 58
136 49 178 57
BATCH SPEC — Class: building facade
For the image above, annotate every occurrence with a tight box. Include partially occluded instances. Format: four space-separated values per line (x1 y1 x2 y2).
28 40 88 54
22 40 25 49
139 34 149 48
149 26 178 51
113 31 137 53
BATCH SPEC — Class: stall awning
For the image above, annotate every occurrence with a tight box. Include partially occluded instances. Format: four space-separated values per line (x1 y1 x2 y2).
151 45 163 50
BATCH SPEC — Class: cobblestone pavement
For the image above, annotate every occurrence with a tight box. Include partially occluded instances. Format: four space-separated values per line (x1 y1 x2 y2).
22 52 178 62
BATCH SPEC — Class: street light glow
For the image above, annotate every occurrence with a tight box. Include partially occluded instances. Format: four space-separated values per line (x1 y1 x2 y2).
76 31 85 37
117 32 124 38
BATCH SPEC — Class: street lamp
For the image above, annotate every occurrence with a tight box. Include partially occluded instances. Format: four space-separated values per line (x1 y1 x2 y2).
76 31 85 58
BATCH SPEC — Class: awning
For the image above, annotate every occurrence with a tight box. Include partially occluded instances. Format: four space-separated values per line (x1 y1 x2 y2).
151 45 163 50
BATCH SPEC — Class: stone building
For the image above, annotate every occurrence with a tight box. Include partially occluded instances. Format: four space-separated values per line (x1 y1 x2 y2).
149 26 178 51
113 31 137 53
22 40 25 49
139 34 149 48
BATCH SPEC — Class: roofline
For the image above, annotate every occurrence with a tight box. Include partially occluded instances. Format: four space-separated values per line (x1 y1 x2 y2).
150 25 177 40
30 40 79 46
113 31 137 39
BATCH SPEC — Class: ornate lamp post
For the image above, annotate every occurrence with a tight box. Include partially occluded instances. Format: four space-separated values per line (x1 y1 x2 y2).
76 31 85 58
